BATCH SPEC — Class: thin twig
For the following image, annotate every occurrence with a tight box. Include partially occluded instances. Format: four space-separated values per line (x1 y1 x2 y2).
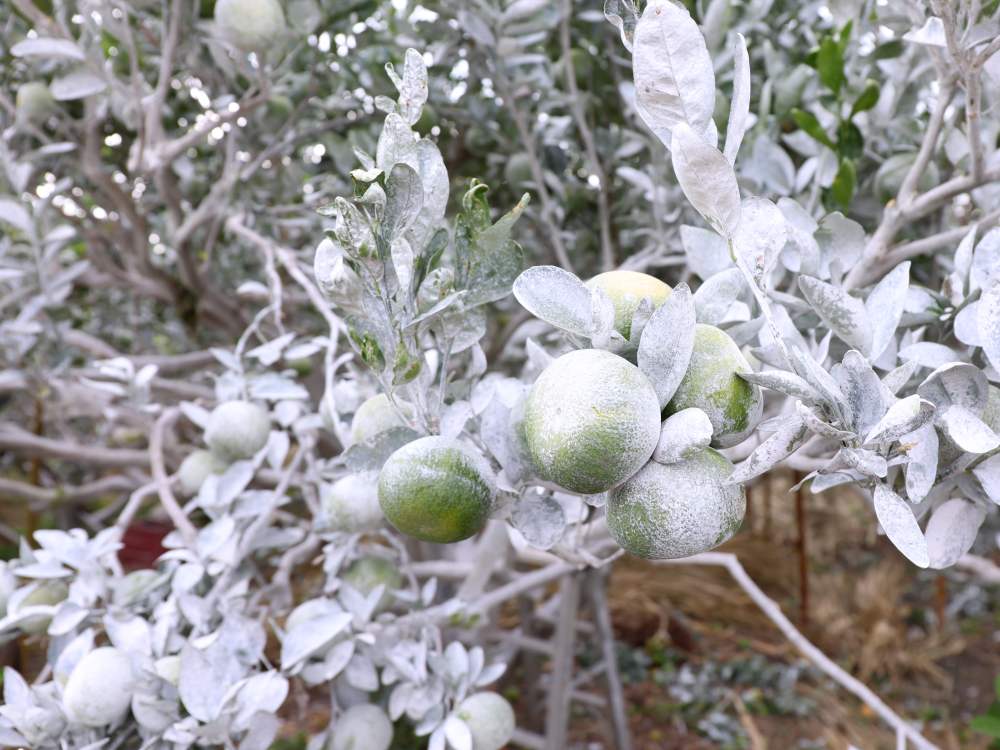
149 408 198 546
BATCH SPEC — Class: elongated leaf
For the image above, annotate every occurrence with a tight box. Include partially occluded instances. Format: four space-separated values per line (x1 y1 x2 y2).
512 266 591 336
972 453 1000 504
50 69 107 100
632 0 716 145
637 282 695 408
738 370 823 407
280 612 352 670
729 416 809 483
904 423 938 503
864 394 934 445
723 33 751 164
865 261 909 360
693 268 744 326
979 275 1000 375
11 38 86 60
938 405 1000 453
899 342 960 369
732 196 786 284
383 163 424 241
924 498 986 569
671 124 741 237
799 276 872 354
604 0 639 52
872 483 929 568
0 199 32 235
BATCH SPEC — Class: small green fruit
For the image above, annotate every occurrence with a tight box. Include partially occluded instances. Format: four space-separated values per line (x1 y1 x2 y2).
350 394 412 445
319 473 383 533
214 0 286 51
378 436 495 544
607 449 745 559
341 556 402 613
15 82 55 124
204 400 271 461
665 324 763 448
457 692 516 750
177 449 229 495
522 349 660 494
585 270 671 341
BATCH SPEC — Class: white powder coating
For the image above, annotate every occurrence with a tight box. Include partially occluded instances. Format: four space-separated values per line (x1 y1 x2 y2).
457 692 516 750
607 449 746 560
319 473 383 532
522 349 661 495
205 400 271 462
350 394 412 445
16 82 55 123
653 408 713 464
214 0 286 51
330 703 394 750
63 647 136 727
177 449 228 496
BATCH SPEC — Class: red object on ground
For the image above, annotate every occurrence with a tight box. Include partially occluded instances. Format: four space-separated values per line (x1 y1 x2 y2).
119 520 171 570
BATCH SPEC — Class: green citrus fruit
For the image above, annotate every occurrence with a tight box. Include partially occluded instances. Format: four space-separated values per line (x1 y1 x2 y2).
378 436 495 543
319 473 382 533
456 692 516 750
214 0 286 51
63 647 136 727
607 448 745 559
341 556 402 613
16 82 55 124
330 703 394 750
665 324 762 448
350 394 413 445
522 349 660 494
585 270 670 341
205 400 271 461
177 449 229 495
504 152 534 188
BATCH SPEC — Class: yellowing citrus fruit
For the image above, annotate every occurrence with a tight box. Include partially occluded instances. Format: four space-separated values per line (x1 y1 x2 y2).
214 0 286 51
607 448 745 559
319 473 382 533
330 703 394 750
177 449 229 495
665 324 762 448
63 647 136 727
205 400 271 461
350 394 413 445
378 436 495 543
522 349 660 494
585 270 670 340
457 692 516 750
16 82 55 124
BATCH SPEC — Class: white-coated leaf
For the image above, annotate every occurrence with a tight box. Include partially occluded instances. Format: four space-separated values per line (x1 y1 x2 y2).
954 302 982 346
11 37 86 60
680 224 732 280
872 483 929 568
798 276 872 354
512 266 592 337
652 408 712 464
510 493 565 550
723 33 751 164
383 163 424 241
443 716 473 750
693 268 744 325
864 395 935 446
904 423 938 503
632 0 716 145
972 453 1000 503
671 124 741 237
604 0 639 51
729 416 809 483
865 261 910 360
50 69 107 101
938 405 1000 454
898 342 961 369
924 498 986 569
386 48 428 126
917 362 989 412
637 282 695 408
280 612 352 670
732 196 786 284
0 199 32 235
903 17 946 47
739 370 823 407
979 275 1000 375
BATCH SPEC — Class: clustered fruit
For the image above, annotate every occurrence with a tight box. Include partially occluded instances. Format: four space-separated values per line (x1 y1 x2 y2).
369 268 759 561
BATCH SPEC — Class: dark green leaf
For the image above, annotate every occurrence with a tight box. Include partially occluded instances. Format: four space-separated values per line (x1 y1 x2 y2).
970 713 1000 738
838 21 853 52
791 109 835 149
836 121 864 159
873 39 904 59
817 36 845 95
851 80 880 115
828 158 856 210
